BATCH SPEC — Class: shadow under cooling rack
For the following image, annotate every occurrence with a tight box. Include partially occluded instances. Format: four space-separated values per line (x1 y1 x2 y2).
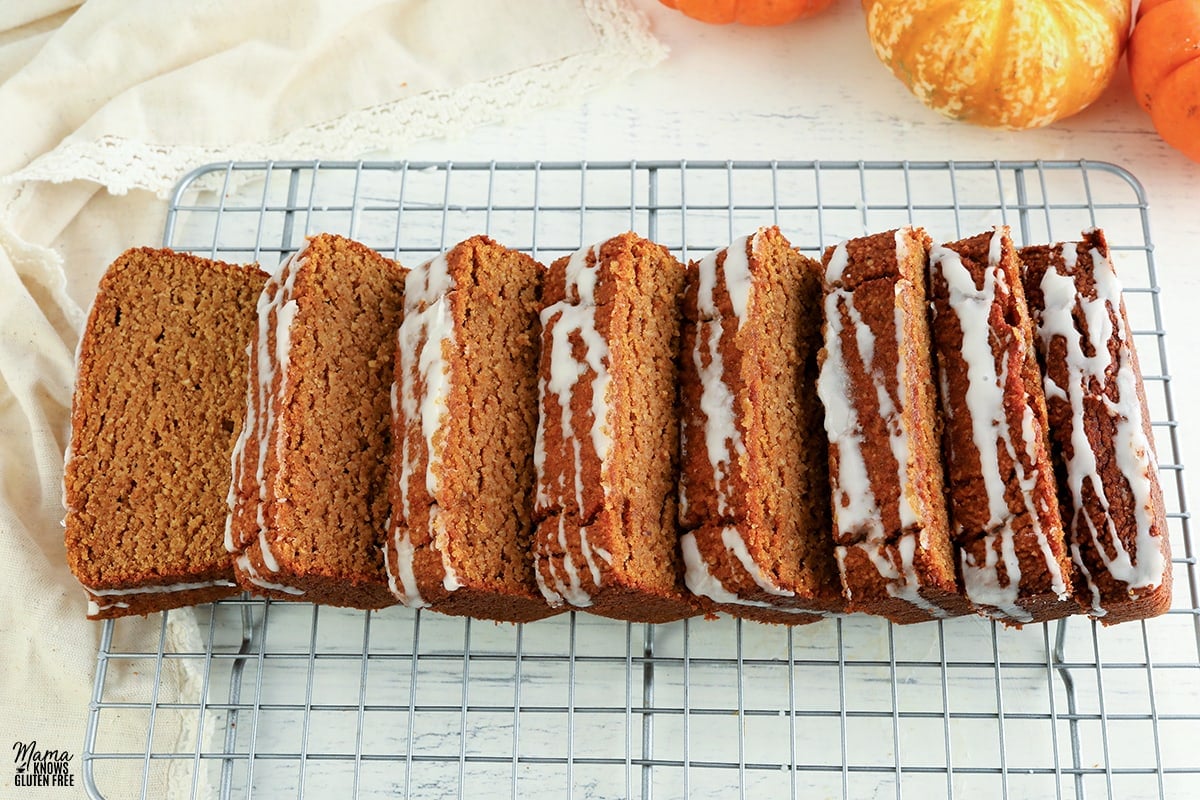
85 160 1198 800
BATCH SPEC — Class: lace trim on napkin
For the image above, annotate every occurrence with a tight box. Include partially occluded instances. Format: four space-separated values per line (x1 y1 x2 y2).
4 0 667 197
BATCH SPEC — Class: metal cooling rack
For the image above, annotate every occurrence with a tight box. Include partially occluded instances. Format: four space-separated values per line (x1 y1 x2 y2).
84 160 1198 800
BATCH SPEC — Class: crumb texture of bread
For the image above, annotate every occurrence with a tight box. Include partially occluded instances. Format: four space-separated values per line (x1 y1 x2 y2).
1020 230 1172 624
64 248 266 619
385 235 558 623
532 233 698 623
816 227 970 624
227 234 405 609
928 227 1078 625
677 227 842 625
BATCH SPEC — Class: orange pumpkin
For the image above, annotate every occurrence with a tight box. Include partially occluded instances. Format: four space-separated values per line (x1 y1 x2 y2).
862 0 1132 130
658 0 836 26
1128 0 1200 161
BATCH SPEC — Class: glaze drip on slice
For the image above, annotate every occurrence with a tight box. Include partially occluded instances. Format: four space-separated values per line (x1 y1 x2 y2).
227 243 309 597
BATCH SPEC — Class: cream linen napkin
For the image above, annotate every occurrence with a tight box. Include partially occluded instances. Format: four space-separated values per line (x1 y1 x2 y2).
2 0 665 195
0 2 664 797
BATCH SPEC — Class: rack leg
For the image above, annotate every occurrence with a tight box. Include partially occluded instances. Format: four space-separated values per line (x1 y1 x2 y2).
1052 618 1086 800
641 624 656 800
218 601 256 799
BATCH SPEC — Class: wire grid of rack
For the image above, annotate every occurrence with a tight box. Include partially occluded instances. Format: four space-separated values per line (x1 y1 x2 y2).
84 160 1198 800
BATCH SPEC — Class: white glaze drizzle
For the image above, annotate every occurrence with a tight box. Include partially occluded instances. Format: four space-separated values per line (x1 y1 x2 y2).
397 253 456 514
235 551 305 596
225 243 309 595
817 283 879 541
680 533 820 615
533 242 611 607
930 230 1067 622
824 240 850 284
84 579 239 597
818 233 941 616
433 506 462 592
701 233 755 324
680 526 798 604
577 524 604 588
833 535 946 618
1034 240 1165 612
224 346 255 554
690 234 755 518
391 252 459 605
381 515 401 598
536 517 593 607
532 550 561 606
685 232 808 607
87 600 130 615
537 244 611 513
1072 543 1105 615
389 504 459 605
721 527 794 596
387 518 428 608
692 319 740 515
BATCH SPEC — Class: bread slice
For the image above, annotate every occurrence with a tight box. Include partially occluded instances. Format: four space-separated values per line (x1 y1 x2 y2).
532 232 699 623
817 227 972 623
678 227 843 624
928 227 1079 624
226 233 405 608
65 248 266 618
384 236 558 623
1020 229 1172 624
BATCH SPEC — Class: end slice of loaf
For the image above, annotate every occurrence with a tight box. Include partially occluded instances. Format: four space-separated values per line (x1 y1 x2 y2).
65 248 267 619
1020 229 1172 624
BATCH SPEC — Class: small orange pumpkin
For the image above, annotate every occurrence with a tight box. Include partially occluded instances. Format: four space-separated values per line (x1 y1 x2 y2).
658 0 836 26
862 0 1132 130
1128 0 1200 162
